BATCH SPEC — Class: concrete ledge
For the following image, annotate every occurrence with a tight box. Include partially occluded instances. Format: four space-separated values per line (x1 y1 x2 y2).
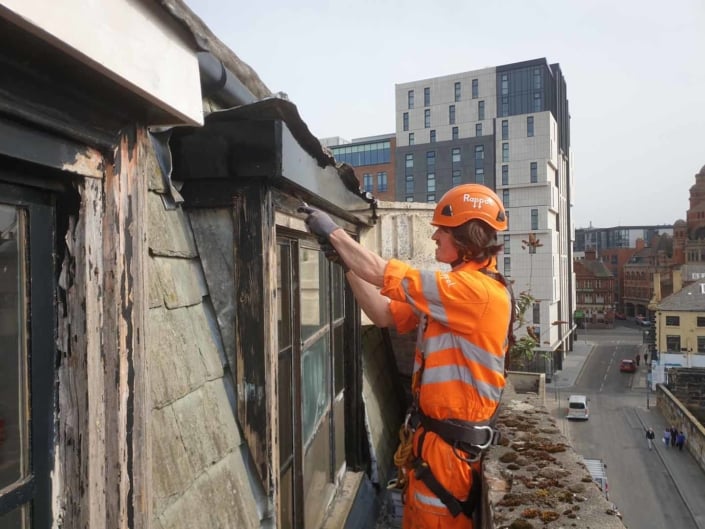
482 383 626 529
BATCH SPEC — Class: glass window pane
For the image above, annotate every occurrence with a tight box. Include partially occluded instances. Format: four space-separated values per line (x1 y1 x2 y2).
333 324 344 395
332 265 344 320
279 467 294 529
0 506 30 528
0 204 29 491
299 247 328 342
278 352 293 464
277 243 292 349
302 334 331 443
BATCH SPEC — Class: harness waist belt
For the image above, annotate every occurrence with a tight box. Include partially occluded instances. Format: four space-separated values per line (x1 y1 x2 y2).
419 413 493 449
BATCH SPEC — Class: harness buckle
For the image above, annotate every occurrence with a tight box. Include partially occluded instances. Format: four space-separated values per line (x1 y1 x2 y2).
472 425 494 450
452 442 481 463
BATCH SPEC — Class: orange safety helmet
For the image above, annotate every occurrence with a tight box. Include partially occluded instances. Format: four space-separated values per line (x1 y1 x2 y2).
431 184 508 231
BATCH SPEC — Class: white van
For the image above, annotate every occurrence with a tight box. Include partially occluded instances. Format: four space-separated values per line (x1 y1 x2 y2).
566 394 589 420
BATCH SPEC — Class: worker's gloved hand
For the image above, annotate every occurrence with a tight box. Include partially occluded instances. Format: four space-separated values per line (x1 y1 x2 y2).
320 241 350 272
298 205 341 241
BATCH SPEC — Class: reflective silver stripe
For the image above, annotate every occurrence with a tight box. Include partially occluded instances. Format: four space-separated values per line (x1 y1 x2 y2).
401 273 448 325
425 333 504 375
420 271 448 324
503 285 513 349
414 490 447 509
423 364 503 402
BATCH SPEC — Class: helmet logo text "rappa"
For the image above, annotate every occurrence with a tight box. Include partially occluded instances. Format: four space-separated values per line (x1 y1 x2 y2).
463 194 492 208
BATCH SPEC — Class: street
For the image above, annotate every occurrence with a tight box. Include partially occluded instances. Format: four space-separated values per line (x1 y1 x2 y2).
554 324 699 529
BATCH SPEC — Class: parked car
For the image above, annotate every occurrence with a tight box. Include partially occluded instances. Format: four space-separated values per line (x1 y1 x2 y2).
635 315 651 327
567 394 589 420
619 359 636 373
614 312 626 320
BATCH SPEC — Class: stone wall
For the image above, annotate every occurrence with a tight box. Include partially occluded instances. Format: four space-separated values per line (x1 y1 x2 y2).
657 383 705 473
147 178 260 528
483 381 626 529
665 367 705 424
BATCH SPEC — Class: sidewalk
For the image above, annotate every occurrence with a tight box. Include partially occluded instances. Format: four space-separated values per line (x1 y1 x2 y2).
549 340 705 528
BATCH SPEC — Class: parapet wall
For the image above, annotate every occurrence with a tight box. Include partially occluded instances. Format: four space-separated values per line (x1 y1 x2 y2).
657 383 705 473
482 380 626 529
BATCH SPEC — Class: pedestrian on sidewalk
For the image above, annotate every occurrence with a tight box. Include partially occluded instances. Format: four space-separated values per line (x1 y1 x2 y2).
676 431 686 451
670 426 678 448
663 428 671 447
635 354 641 367
644 352 649 364
645 427 655 450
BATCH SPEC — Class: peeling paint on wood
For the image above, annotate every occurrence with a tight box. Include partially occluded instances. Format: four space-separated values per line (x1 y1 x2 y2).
61 146 105 179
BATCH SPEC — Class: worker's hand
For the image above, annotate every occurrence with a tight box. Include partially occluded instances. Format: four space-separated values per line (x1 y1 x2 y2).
298 206 341 241
320 241 350 272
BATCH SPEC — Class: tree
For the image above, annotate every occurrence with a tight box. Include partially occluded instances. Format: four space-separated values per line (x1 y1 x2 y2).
509 233 544 370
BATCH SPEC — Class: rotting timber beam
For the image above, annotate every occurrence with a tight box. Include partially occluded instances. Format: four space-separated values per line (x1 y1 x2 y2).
232 184 278 500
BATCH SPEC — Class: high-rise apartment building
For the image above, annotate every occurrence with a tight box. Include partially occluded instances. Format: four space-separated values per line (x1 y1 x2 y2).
394 58 574 360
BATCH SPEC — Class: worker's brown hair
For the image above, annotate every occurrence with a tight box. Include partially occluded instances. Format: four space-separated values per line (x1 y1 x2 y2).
450 219 503 263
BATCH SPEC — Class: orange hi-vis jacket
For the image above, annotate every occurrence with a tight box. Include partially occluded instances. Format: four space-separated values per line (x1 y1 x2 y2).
381 257 512 528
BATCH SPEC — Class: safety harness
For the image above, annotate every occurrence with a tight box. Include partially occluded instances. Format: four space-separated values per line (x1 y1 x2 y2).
391 265 517 518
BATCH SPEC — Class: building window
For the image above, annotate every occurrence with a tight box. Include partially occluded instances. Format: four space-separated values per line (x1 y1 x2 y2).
501 120 508 140
666 335 681 352
531 209 539 230
452 148 461 163
430 129 436 143
424 109 431 128
406 196 414 202
666 315 680 326
405 179 414 194
424 87 430 107
454 81 461 102
427 194 435 202
502 189 509 207
452 126 459 140
452 169 461 186
363 173 373 192
697 336 705 353
501 73 509 95
475 123 482 137
475 167 484 184
502 165 509 185
427 173 436 192
377 172 388 192
0 186 56 527
530 162 538 183
426 151 436 168
449 105 456 125
472 78 478 99
533 302 540 324
500 96 509 117
503 234 510 254
474 145 484 162
533 92 542 112
502 143 509 162
403 112 409 131
277 240 348 527
698 316 705 327
533 68 542 89
478 100 485 120
408 90 414 109
405 153 414 168
409 132 415 145
503 256 511 276
527 116 534 137
330 141 391 167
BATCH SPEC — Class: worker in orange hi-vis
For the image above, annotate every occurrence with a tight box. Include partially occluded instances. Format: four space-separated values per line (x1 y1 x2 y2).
300 184 515 529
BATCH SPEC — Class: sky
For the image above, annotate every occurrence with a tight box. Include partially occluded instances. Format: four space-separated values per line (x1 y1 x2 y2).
184 0 704 229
